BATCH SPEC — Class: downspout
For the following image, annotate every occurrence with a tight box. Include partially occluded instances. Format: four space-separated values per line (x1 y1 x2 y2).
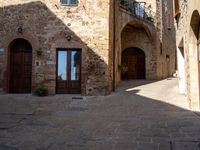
112 0 116 91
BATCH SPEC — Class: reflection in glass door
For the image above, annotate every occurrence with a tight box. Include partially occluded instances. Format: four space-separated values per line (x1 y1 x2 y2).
58 51 67 81
56 49 81 94
71 51 81 81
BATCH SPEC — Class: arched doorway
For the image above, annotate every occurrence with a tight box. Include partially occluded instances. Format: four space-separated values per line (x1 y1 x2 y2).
121 47 145 80
9 38 32 93
190 11 200 87
186 10 200 108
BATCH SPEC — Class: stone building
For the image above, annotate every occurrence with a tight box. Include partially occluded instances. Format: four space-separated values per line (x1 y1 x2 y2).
113 0 176 86
0 0 112 96
0 0 176 95
175 0 200 110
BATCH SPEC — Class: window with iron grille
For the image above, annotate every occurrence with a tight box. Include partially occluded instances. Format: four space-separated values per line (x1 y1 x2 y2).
60 0 78 6
174 0 180 17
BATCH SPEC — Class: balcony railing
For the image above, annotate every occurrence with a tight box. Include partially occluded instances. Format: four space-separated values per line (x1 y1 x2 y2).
118 0 157 25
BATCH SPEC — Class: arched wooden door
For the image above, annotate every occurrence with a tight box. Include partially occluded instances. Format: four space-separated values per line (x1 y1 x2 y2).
9 39 32 93
122 47 145 80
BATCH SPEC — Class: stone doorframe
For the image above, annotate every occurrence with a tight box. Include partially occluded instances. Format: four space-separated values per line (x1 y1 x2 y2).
8 38 32 93
3 34 38 93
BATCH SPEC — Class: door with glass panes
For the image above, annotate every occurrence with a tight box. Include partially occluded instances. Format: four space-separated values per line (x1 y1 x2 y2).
56 49 81 94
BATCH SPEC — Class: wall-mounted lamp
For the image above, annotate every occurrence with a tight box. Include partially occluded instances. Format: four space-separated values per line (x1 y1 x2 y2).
66 35 72 41
17 27 23 33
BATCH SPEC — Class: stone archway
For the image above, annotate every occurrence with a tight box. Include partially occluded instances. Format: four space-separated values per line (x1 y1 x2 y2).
188 10 200 108
120 23 155 81
121 47 145 80
9 38 32 93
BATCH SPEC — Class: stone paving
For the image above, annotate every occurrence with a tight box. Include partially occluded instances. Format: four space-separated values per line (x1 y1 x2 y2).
0 78 200 150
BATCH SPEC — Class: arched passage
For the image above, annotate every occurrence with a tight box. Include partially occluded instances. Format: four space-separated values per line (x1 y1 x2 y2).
120 22 154 81
121 47 145 80
9 38 32 93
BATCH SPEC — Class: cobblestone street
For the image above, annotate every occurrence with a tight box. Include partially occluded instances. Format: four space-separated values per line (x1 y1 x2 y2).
0 78 200 150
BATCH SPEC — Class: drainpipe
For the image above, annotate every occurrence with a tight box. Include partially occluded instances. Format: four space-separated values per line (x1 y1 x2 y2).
112 0 116 92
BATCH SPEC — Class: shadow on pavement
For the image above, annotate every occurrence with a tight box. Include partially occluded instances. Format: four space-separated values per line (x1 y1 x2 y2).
0 78 200 150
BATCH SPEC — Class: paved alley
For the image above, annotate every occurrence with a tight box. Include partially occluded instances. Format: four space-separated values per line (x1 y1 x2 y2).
0 78 200 150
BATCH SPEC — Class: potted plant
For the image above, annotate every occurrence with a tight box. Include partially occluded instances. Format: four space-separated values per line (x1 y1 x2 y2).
33 86 48 96
146 16 154 22
118 64 128 74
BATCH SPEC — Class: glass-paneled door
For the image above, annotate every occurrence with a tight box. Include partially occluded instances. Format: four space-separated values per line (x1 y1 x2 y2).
56 49 81 94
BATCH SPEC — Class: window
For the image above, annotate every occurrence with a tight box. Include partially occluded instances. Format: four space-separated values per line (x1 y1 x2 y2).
134 2 145 18
60 0 78 6
174 0 180 17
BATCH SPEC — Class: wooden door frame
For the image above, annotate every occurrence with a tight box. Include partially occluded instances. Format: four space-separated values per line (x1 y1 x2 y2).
7 39 17 93
56 49 69 94
7 42 12 93
56 48 82 94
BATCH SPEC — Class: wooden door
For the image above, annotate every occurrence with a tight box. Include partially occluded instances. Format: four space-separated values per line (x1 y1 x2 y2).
127 56 137 79
122 48 145 80
56 49 81 94
136 55 145 79
10 39 32 93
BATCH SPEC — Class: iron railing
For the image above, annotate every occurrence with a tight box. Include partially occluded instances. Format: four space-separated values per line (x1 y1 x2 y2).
118 0 157 25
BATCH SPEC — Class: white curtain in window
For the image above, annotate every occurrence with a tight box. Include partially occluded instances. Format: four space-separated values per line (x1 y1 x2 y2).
134 3 145 18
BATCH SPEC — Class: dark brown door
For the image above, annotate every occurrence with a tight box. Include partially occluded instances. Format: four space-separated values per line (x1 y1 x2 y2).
56 49 81 94
10 39 32 93
122 47 145 80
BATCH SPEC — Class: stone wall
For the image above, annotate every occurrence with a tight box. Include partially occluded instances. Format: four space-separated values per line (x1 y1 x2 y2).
0 0 111 95
158 0 177 78
175 0 200 110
